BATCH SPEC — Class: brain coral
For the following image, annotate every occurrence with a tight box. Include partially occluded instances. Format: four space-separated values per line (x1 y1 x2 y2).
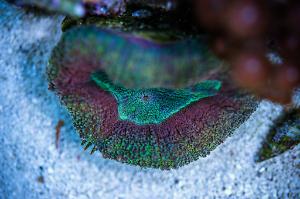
48 26 258 169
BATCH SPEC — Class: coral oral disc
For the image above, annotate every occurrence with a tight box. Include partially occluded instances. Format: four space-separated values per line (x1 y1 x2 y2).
91 71 222 125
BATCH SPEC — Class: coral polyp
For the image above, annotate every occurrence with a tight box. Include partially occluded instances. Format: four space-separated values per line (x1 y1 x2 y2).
48 26 258 169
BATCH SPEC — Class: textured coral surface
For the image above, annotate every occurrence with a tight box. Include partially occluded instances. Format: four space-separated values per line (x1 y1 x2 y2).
51 26 221 89
91 71 221 124
257 110 300 162
48 26 258 169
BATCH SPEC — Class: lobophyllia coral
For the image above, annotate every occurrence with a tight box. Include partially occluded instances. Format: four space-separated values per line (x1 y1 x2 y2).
48 26 258 169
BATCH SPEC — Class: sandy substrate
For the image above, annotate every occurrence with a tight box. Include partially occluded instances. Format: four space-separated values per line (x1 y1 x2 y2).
0 1 299 198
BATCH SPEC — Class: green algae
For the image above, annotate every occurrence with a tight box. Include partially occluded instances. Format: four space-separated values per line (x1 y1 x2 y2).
91 71 221 125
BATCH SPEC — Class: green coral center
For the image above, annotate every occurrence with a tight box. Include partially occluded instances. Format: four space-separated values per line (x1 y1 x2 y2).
91 72 222 125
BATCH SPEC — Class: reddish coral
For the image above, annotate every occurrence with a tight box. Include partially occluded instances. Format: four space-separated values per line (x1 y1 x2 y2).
48 26 258 169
